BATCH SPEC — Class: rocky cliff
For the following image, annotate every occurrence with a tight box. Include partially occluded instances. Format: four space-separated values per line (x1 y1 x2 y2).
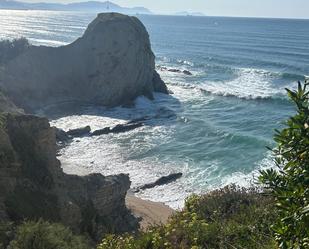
0 113 138 240
0 13 168 112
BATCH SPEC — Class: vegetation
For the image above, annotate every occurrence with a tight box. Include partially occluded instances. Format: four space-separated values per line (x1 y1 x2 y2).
0 222 15 249
1 82 308 249
259 80 309 249
0 38 29 65
98 185 277 249
5 220 90 249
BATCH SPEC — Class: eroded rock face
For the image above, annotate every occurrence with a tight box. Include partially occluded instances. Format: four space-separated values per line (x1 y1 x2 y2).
0 114 138 240
0 91 23 114
0 13 168 112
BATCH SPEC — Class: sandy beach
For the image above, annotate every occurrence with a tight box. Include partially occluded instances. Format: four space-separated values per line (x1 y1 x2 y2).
126 194 175 230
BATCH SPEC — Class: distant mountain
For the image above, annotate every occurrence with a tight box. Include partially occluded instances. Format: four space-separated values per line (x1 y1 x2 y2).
0 0 152 14
174 11 205 17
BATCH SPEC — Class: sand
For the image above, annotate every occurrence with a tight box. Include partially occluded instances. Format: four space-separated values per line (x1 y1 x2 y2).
126 195 175 230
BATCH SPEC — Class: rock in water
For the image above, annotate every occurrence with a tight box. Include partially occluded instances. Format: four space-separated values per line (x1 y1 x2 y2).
66 125 91 137
133 173 183 192
91 122 143 136
0 13 168 112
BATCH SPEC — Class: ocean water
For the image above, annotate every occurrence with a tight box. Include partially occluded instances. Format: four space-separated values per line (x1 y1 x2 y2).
1 10 309 208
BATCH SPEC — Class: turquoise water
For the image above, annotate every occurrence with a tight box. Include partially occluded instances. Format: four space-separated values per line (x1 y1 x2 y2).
1 10 308 208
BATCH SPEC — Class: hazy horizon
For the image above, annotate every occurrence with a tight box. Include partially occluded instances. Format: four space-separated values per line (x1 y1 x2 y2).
3 0 308 19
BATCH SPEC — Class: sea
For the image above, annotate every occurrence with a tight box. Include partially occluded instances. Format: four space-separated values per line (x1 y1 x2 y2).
1 10 309 209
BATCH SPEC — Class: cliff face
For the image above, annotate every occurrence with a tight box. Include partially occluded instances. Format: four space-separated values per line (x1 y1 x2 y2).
0 13 167 112
0 91 23 114
0 114 138 240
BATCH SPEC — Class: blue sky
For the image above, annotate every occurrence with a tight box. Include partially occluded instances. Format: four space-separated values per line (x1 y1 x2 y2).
24 0 309 19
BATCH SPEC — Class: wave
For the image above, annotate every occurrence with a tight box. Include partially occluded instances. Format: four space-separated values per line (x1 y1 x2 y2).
164 67 301 102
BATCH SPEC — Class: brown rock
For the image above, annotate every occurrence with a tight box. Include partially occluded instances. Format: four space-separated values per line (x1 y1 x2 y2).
0 13 168 112
0 113 138 240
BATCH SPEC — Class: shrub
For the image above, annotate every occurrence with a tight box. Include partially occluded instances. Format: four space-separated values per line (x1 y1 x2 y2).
0 222 15 249
97 185 277 249
259 81 309 249
7 220 91 249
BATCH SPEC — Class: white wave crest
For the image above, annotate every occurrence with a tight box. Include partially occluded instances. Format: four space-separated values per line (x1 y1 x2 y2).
201 68 288 100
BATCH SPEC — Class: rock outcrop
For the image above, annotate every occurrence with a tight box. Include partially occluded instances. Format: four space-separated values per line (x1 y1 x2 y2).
0 113 138 240
0 91 23 114
133 173 183 193
0 13 168 112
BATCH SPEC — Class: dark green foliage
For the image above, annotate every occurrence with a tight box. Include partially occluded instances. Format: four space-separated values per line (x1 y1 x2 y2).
98 186 277 249
7 220 91 249
184 185 277 249
0 222 15 249
259 81 309 249
0 38 29 65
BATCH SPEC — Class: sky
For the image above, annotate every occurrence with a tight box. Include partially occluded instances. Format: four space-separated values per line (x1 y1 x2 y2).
15 0 309 19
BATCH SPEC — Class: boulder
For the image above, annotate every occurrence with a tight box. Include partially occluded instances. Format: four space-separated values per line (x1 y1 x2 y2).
111 122 143 134
183 70 193 75
91 127 111 136
168 68 182 73
0 13 168 112
66 125 91 137
91 122 143 136
54 127 71 143
133 173 183 192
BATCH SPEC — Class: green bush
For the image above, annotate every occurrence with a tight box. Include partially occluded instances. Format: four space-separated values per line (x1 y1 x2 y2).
0 222 15 249
259 81 309 249
97 185 277 249
7 220 91 249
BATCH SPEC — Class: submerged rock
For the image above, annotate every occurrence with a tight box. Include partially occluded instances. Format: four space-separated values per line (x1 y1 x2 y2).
183 70 193 75
157 66 193 76
111 122 143 133
91 127 111 136
0 13 168 112
66 125 91 137
0 114 138 240
92 122 143 136
54 127 71 145
133 173 183 192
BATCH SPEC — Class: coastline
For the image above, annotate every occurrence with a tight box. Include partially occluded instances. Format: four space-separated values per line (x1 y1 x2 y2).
126 193 175 230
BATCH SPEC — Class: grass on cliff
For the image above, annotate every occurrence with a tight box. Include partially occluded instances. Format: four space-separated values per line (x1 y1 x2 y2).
0 220 91 249
98 185 277 249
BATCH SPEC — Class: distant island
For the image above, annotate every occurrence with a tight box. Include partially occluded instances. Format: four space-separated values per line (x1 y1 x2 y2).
0 0 152 14
174 11 205 16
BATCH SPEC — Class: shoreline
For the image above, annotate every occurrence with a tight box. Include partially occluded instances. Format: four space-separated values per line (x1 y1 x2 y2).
126 193 175 230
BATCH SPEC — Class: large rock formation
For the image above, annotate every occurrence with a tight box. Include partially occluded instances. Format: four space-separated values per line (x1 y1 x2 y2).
0 13 168 112
0 113 138 240
0 91 23 114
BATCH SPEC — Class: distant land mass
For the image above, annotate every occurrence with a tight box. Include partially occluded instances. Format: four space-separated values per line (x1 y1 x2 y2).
0 0 152 14
174 11 205 16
